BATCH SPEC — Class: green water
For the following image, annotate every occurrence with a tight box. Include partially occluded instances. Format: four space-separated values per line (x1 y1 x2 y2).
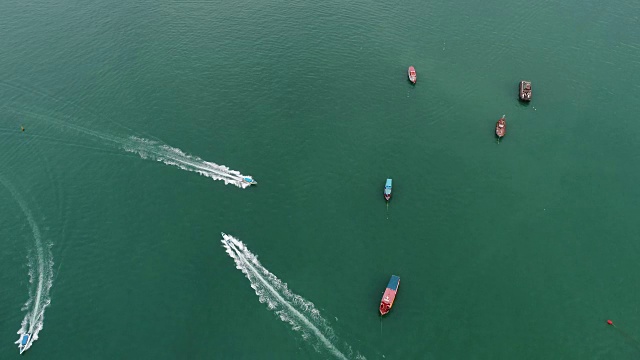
1 0 640 358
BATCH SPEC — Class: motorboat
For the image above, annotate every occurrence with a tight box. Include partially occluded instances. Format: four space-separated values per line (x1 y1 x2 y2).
17 333 31 354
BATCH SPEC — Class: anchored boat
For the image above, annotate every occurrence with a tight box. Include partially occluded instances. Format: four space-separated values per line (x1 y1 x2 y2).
496 115 506 139
379 275 400 315
17 333 31 354
383 179 392 201
519 81 532 101
407 66 417 84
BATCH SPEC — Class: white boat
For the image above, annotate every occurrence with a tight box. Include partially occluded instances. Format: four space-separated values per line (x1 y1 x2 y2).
407 66 417 84
17 333 31 354
243 177 257 185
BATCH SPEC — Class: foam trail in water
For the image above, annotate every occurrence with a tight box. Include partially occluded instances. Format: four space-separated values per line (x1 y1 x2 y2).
221 233 365 360
0 177 54 353
123 137 254 188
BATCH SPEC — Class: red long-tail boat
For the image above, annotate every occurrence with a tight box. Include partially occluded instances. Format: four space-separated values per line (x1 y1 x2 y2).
379 275 400 316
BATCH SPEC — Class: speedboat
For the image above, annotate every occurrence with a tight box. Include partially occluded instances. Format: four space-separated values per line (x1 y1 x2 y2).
17 333 31 354
383 178 392 201
519 81 532 101
243 177 257 185
379 275 400 316
496 115 506 139
407 66 417 84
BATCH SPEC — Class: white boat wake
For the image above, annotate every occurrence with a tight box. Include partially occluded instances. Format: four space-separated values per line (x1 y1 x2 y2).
0 177 54 354
46 119 256 188
221 233 365 360
123 137 255 188
0 81 256 187
28 118 256 188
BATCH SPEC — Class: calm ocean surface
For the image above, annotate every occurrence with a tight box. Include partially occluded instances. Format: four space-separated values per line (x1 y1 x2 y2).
1 0 640 358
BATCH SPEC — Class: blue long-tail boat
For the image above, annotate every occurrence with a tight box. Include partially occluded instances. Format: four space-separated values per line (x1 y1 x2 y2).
383 179 392 201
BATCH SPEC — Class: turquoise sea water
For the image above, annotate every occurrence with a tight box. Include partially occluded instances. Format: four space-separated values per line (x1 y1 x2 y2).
1 0 640 358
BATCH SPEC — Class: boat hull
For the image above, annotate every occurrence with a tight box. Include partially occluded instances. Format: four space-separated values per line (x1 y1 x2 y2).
496 117 506 138
17 333 31 354
383 179 392 201
379 275 400 315
407 66 417 84
519 81 532 101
